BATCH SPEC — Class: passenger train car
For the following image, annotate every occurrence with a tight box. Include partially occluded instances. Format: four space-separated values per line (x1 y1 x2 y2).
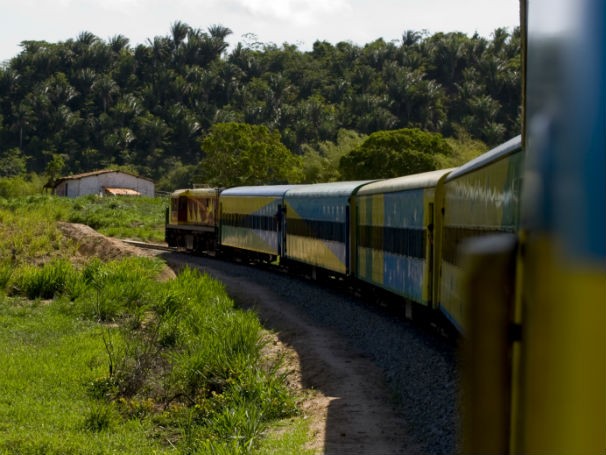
439 136 523 333
461 0 605 453
354 169 452 310
282 181 373 276
218 185 297 262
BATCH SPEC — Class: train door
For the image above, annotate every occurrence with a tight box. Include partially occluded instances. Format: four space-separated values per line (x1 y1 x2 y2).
426 202 434 305
178 194 188 223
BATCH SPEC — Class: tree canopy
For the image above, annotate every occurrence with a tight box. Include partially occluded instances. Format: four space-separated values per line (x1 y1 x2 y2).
0 23 520 189
339 128 452 179
195 122 303 186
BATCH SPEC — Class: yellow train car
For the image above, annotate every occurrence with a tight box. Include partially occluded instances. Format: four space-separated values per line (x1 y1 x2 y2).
461 0 605 453
438 135 523 333
219 185 298 261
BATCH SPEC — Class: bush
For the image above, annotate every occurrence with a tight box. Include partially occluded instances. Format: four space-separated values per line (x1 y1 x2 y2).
0 174 45 198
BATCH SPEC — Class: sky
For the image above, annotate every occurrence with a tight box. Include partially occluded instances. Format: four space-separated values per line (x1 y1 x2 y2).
0 0 520 63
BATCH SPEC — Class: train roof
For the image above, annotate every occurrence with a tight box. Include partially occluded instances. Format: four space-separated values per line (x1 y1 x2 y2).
220 185 302 197
446 135 522 181
169 187 219 198
284 180 377 198
356 168 454 195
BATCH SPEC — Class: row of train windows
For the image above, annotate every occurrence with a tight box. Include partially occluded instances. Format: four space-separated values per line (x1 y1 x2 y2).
221 213 277 231
442 226 512 264
286 218 345 242
358 225 425 259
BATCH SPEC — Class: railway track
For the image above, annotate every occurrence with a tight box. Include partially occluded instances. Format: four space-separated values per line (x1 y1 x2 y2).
121 239 174 251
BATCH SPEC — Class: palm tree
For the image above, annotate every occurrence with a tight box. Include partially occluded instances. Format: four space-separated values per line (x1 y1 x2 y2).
92 74 119 113
402 30 423 47
108 35 130 54
207 24 233 57
170 21 190 51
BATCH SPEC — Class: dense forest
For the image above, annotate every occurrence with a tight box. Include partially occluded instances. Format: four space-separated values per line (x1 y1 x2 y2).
0 22 520 189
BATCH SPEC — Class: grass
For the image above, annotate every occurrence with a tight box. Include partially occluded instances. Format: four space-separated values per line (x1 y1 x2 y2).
0 298 166 454
0 195 314 454
0 193 166 247
67 194 167 243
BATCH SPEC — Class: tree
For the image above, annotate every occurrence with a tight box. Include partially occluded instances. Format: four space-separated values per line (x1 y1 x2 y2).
43 153 65 190
301 129 366 182
0 147 28 177
196 122 303 186
339 128 452 180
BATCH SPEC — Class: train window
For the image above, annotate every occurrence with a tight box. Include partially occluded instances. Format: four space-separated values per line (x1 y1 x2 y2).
222 213 276 231
358 225 425 258
288 218 345 242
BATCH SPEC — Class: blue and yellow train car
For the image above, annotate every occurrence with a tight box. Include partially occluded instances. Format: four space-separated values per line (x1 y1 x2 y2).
219 185 298 261
283 181 374 275
462 0 605 452
165 187 220 251
512 0 605 451
353 169 452 307
438 135 523 333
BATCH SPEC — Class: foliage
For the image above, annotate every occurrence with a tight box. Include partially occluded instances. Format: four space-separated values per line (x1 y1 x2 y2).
439 128 490 168
0 173 45 197
155 160 197 191
0 147 28 177
339 128 453 179
0 193 166 243
196 122 304 186
8 258 81 300
44 152 65 184
0 298 168 453
0 25 521 182
301 129 366 182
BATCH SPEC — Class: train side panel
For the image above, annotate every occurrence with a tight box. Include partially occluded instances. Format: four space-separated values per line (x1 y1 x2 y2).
284 181 373 275
354 169 452 306
219 186 297 258
438 136 523 333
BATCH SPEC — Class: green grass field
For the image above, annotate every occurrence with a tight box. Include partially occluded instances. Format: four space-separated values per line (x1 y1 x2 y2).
0 194 315 454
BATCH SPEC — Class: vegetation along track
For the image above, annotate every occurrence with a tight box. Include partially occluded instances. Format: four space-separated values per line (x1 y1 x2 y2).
154 246 458 454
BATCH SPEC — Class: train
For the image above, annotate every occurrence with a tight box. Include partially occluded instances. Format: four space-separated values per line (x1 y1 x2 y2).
165 134 522 336
165 0 605 452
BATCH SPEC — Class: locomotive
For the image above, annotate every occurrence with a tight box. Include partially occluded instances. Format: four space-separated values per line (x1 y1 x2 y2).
165 0 605 452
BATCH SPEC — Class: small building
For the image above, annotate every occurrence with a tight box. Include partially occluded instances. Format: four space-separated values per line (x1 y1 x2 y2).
53 170 155 197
